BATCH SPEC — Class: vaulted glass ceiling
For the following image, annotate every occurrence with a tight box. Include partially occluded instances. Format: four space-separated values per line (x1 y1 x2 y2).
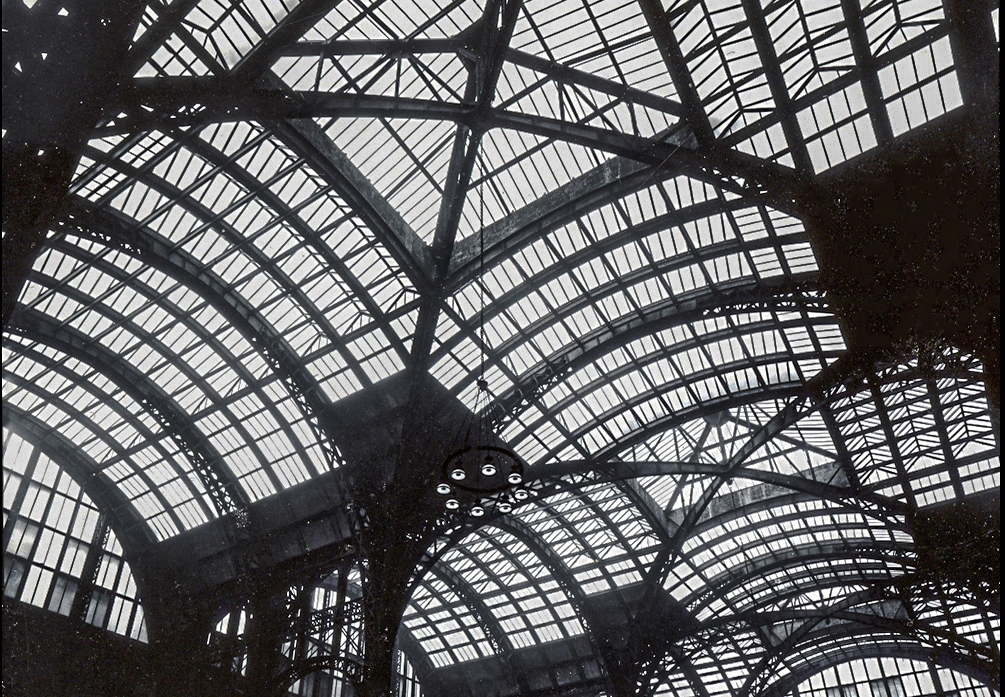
2 0 999 694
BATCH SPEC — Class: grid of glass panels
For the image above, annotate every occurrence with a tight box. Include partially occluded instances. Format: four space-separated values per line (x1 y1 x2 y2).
16 239 321 501
432 171 836 466
829 365 999 507
3 340 209 538
403 578 494 667
668 496 910 616
3 430 147 642
796 656 995 697
72 120 414 394
3 0 1000 693
414 526 585 660
517 482 662 594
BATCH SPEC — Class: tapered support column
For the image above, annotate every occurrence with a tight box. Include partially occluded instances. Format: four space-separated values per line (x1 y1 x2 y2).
246 586 294 697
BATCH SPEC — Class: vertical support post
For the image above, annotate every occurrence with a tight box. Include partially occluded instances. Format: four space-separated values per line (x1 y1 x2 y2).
69 513 111 624
246 585 290 697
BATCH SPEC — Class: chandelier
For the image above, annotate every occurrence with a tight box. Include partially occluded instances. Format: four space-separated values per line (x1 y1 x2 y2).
437 156 526 517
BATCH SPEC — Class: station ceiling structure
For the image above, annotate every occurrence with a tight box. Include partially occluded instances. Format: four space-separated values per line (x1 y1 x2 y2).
1 0 1000 696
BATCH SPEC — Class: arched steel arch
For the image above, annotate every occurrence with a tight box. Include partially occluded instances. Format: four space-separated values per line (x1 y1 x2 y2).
687 547 917 617
2 404 156 559
476 276 826 432
443 198 800 354
490 517 620 695
7 306 250 516
19 245 308 495
759 639 999 697
3 350 197 535
490 515 711 697
422 561 532 695
679 583 999 696
76 134 409 377
60 200 342 470
170 121 422 353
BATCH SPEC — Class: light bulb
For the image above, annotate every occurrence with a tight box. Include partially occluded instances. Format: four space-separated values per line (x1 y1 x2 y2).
481 462 498 477
497 502 513 513
471 505 485 517
436 483 452 495
445 498 460 510
514 488 529 500
450 467 466 481
507 472 523 485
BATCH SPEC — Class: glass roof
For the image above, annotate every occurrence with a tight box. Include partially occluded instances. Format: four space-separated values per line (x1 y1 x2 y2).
2 0 998 693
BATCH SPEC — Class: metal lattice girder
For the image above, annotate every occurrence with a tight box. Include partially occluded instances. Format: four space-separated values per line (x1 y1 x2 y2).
686 545 913 619
298 597 365 639
712 584 998 681
646 350 987 570
662 568 1001 696
98 82 804 203
59 200 342 472
7 307 248 517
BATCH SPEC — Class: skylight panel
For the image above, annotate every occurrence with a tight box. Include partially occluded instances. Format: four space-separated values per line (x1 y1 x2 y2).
3 438 148 639
326 117 454 244
109 180 173 228
3 384 182 539
465 136 610 241
797 83 878 172
879 37 962 137
142 32 215 78
770 0 853 99
193 0 297 69
863 0 946 56
23 273 320 499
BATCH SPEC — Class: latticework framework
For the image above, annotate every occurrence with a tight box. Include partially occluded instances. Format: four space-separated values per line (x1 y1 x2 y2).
2 0 999 695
